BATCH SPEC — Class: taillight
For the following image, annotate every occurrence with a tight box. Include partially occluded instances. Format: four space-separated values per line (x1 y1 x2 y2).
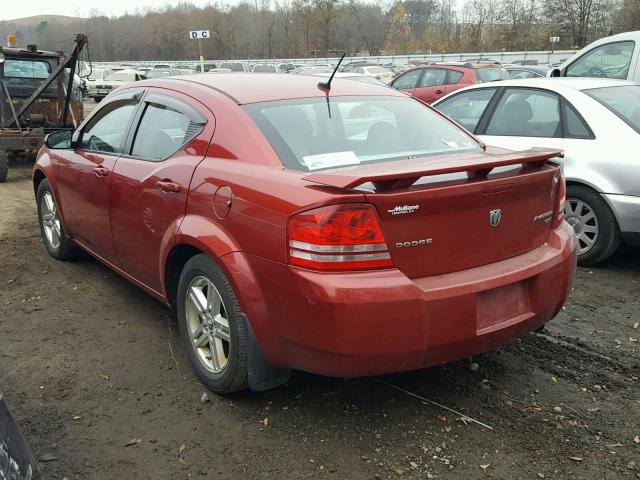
553 166 566 228
287 204 393 271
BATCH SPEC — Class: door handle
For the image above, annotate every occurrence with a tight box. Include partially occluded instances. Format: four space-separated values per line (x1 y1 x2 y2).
156 180 182 193
93 166 109 177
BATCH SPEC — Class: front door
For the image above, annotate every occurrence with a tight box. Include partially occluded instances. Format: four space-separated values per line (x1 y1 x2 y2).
109 90 212 292
54 92 141 263
414 68 448 104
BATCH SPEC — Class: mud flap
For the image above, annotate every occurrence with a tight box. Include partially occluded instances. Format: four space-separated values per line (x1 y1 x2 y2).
245 315 291 392
0 395 40 479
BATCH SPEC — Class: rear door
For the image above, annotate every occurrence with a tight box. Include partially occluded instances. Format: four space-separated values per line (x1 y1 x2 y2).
109 89 212 292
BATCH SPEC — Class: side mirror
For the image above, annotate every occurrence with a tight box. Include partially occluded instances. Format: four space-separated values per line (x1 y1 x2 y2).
549 68 561 77
44 130 74 149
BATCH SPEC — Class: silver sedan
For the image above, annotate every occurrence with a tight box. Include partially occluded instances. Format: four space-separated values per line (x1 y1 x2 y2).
433 78 640 265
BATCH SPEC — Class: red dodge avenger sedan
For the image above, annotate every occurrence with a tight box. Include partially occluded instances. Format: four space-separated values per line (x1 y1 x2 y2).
34 73 577 393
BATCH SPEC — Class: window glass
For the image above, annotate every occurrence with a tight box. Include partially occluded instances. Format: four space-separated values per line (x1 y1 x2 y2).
131 103 196 161
392 69 422 89
509 69 537 79
419 69 447 87
105 71 137 82
564 102 592 138
566 41 634 79
244 96 480 172
446 70 464 84
486 88 561 137
475 68 510 82
435 88 497 132
585 85 640 133
4 59 51 79
80 102 137 153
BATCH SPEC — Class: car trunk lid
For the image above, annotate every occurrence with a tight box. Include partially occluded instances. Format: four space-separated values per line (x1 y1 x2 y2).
303 148 563 278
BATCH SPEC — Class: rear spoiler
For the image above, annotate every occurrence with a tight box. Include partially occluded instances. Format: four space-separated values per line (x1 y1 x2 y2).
303 148 563 190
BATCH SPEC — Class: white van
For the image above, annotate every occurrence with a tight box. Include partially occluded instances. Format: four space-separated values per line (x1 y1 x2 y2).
550 31 640 80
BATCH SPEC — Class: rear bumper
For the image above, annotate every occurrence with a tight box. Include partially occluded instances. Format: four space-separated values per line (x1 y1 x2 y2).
603 193 640 236
235 222 577 377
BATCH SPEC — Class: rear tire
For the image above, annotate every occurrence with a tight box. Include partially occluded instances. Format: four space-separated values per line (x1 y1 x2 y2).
177 254 248 394
0 150 8 183
36 179 78 260
565 185 620 265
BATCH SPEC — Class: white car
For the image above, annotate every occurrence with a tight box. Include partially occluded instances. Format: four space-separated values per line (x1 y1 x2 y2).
91 69 145 102
85 68 115 101
433 78 640 264
252 64 285 73
352 65 395 84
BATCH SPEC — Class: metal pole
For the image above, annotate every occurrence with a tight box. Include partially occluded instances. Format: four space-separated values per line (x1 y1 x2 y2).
198 38 205 73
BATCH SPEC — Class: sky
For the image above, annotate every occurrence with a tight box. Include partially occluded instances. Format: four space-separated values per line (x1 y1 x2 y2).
1 0 239 21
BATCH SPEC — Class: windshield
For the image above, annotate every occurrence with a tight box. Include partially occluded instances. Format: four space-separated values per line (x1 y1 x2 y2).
88 70 105 80
106 71 136 82
245 96 480 171
475 68 510 82
221 62 245 72
585 85 640 133
4 59 51 79
253 65 277 73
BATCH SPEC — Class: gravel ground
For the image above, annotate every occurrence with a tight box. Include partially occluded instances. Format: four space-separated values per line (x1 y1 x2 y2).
1 163 639 480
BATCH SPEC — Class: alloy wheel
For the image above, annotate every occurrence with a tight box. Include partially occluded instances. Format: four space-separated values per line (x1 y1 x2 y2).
41 191 62 250
185 275 231 373
565 198 599 255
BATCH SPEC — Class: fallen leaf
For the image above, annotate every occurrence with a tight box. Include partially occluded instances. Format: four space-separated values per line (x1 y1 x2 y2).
39 453 58 462
606 443 623 449
550 376 558 384
437 415 447 422
263 417 269 428
479 463 491 470
124 438 141 447
72 415 81 420
629 337 638 343
568 456 583 462
634 436 639 444
179 443 188 454
633 322 639 330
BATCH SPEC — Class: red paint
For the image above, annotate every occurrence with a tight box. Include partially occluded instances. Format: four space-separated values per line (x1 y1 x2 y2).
35 73 577 378
391 65 501 104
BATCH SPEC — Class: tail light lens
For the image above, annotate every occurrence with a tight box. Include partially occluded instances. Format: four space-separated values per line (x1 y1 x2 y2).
553 166 566 228
287 204 393 271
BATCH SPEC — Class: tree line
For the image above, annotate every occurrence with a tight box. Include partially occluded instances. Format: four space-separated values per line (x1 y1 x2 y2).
1 0 639 62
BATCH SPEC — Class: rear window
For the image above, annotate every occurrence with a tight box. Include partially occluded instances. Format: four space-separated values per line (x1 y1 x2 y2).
221 62 245 72
585 85 640 133
253 65 277 73
4 59 51 79
475 68 510 83
244 96 480 171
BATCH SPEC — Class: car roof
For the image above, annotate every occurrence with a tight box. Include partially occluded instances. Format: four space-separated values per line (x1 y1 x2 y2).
169 72 404 104
437 77 636 94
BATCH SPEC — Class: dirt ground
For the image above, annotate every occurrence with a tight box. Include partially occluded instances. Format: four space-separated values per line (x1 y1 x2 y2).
1 163 638 480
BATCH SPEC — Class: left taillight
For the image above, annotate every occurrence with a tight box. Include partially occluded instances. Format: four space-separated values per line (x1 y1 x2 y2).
553 166 566 228
287 203 394 271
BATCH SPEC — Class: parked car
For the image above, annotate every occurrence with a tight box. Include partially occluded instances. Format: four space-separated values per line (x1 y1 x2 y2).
252 63 285 73
433 78 640 264
550 31 640 80
311 71 388 86
34 73 576 393
351 65 395 84
505 66 551 79
219 62 251 72
91 69 145 102
390 63 510 104
85 68 115 101
146 69 183 78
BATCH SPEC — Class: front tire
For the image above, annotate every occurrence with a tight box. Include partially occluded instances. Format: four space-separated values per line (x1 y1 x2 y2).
565 185 621 265
36 179 78 260
177 254 248 393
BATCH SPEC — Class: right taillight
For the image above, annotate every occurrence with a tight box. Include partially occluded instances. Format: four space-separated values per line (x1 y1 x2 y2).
553 166 566 228
287 203 394 271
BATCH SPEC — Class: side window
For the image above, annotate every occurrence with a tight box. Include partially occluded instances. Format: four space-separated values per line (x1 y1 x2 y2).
486 88 561 137
419 69 447 87
563 102 593 139
131 102 202 161
509 70 536 79
446 70 464 85
435 88 497 132
566 41 635 79
392 69 422 89
79 101 137 153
